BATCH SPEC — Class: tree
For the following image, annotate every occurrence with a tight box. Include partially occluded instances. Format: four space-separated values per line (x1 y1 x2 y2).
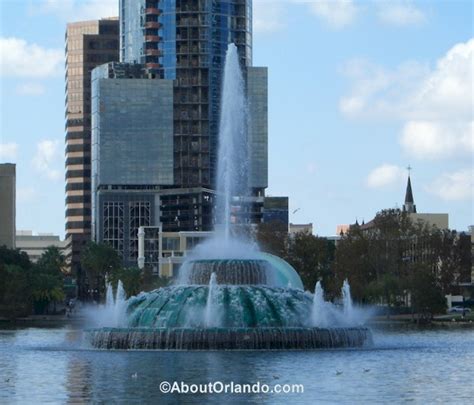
366 273 404 316
31 247 66 314
255 221 288 258
109 267 142 297
36 246 67 274
407 263 446 322
0 264 32 318
286 233 335 291
140 267 170 292
0 247 33 318
333 225 373 302
80 242 122 301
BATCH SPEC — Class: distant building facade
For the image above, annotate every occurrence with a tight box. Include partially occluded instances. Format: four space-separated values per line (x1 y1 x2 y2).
16 231 67 263
351 175 449 233
263 197 289 229
336 224 350 236
0 163 16 248
138 226 213 277
118 0 266 232
289 223 313 235
65 18 119 296
91 62 175 266
91 1 269 267
403 174 449 229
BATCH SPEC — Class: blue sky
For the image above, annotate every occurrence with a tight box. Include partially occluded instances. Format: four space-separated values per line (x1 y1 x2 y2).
0 0 473 238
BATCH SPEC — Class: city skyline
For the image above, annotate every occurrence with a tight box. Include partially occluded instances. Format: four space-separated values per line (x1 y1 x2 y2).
1 0 473 237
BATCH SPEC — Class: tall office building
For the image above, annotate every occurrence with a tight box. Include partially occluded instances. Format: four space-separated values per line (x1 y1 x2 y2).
120 0 266 228
91 0 267 266
65 19 119 295
0 163 16 248
91 62 174 265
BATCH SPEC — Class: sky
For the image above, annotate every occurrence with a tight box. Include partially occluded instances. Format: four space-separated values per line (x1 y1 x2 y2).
0 0 473 238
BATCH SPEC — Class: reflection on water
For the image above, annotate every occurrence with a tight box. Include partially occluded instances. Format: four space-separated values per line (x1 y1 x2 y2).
1 326 474 404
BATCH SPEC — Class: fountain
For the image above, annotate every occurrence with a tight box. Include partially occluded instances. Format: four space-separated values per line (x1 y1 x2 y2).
312 281 329 328
204 272 219 327
342 279 354 320
87 281 127 328
89 44 372 350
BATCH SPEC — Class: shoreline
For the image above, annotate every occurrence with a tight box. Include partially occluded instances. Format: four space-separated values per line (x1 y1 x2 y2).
1 316 473 330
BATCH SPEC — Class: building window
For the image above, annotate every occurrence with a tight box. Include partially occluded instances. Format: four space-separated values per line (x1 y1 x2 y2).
186 236 206 250
129 201 151 261
103 202 124 255
162 237 180 251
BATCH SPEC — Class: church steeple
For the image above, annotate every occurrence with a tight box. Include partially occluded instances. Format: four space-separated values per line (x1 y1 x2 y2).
403 166 416 213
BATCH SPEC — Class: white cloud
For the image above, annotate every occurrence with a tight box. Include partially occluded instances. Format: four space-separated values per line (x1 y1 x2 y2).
400 121 473 160
16 82 46 96
339 58 430 118
376 0 427 26
32 0 118 22
340 39 474 120
254 1 285 33
427 169 474 201
367 164 405 188
0 37 63 78
304 0 358 29
32 140 62 181
0 142 18 161
340 38 474 160
254 0 358 33
412 39 473 121
17 187 37 204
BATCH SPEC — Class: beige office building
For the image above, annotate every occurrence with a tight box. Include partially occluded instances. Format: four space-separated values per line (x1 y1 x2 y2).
16 231 67 263
64 19 119 295
289 223 313 235
0 163 16 248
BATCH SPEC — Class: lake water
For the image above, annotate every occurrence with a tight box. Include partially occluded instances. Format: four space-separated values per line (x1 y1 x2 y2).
0 325 473 404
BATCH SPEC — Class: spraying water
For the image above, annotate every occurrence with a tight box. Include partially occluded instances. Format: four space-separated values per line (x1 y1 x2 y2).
105 282 114 309
342 279 354 320
204 273 218 327
312 281 329 327
216 43 248 241
311 279 371 327
86 281 127 328
113 281 127 327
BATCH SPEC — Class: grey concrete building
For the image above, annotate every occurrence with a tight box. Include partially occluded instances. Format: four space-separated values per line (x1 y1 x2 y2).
0 163 16 248
247 67 268 191
91 62 175 264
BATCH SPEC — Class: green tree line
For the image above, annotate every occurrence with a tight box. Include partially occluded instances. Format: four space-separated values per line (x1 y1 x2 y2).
1 209 471 320
79 242 168 302
257 209 471 320
0 246 66 318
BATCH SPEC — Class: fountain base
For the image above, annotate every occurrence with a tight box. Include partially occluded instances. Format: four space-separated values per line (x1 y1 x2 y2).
89 327 372 350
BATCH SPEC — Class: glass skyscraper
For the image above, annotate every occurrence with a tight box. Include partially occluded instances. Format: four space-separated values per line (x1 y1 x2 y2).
120 0 256 191
91 1 267 267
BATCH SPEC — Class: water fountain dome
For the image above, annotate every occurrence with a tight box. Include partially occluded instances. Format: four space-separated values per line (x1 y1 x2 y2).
89 254 372 349
184 251 304 289
88 44 372 350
